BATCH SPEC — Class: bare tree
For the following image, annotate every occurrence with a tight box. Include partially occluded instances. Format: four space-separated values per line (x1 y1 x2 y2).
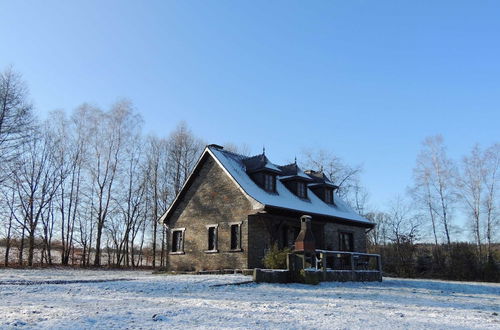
88 100 142 266
145 136 171 267
365 211 390 246
167 122 204 195
300 148 364 207
483 143 499 259
0 67 34 185
387 197 421 245
411 161 440 245
1 187 16 266
224 142 252 156
11 127 60 266
414 135 456 244
457 144 486 257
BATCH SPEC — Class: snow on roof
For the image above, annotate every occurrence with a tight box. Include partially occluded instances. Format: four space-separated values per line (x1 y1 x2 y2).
208 146 372 225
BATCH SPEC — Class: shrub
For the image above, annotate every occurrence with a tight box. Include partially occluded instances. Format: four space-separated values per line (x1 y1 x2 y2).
263 244 291 269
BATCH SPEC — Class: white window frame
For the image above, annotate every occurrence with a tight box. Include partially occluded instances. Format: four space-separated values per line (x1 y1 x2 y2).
205 224 219 253
170 228 186 254
229 221 243 251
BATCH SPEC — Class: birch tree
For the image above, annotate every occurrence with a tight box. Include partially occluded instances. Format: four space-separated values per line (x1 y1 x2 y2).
482 143 499 259
414 135 456 244
457 144 486 256
88 100 141 266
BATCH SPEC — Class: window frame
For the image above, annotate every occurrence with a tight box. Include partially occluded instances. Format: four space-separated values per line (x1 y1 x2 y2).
204 224 219 253
297 181 307 199
324 188 333 204
170 228 186 255
339 231 354 252
263 173 275 192
229 221 243 251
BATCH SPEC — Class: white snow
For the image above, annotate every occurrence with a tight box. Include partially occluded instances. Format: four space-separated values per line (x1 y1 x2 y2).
1 268 499 329
208 146 372 224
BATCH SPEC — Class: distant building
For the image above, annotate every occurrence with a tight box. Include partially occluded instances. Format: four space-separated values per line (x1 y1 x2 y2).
160 144 374 271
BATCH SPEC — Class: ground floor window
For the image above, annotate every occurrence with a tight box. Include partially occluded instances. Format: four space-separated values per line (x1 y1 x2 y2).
171 228 185 253
339 232 354 252
206 225 218 252
230 223 242 250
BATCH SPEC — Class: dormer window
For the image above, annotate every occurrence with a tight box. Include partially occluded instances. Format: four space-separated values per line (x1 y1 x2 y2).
324 188 333 204
297 182 307 198
264 173 275 192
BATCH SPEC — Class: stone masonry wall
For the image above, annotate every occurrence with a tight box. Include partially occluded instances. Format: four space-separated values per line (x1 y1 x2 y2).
323 222 367 252
247 214 271 269
166 156 254 271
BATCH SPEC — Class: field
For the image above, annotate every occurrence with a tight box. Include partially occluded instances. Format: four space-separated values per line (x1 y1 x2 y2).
0 268 499 329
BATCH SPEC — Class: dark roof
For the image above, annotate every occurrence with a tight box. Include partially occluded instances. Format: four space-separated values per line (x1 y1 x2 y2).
304 170 339 189
242 153 282 174
159 145 373 227
278 163 314 182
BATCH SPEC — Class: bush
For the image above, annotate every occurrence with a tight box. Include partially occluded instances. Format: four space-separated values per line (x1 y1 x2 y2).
263 244 291 269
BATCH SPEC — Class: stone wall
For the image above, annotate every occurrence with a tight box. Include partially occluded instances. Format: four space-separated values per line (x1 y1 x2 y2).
247 215 272 268
323 222 368 252
166 156 254 271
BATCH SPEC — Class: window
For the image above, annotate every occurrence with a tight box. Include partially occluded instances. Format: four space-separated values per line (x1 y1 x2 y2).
230 223 241 250
206 225 218 252
264 173 275 192
171 229 185 253
297 182 307 198
324 188 333 204
339 232 354 252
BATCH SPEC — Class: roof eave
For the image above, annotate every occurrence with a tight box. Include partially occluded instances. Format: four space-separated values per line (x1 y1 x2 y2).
263 205 375 228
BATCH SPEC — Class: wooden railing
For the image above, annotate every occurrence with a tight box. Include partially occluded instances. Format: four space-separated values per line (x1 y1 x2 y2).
314 250 382 273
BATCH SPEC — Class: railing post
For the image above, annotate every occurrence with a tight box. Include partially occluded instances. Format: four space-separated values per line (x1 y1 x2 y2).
350 253 355 271
321 253 326 271
377 255 383 273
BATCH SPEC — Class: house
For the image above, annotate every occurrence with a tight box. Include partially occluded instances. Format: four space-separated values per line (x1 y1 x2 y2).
159 144 375 271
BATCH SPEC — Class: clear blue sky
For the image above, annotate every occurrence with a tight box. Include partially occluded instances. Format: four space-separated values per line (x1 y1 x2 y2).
1 1 499 210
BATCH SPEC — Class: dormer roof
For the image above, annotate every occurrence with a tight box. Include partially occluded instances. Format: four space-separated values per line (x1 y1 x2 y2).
305 170 339 189
243 153 282 174
278 163 313 182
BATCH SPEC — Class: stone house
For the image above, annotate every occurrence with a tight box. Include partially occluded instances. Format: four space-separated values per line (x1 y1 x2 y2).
160 144 375 271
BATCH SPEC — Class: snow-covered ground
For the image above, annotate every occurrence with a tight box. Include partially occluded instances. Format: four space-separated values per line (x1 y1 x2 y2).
0 269 498 329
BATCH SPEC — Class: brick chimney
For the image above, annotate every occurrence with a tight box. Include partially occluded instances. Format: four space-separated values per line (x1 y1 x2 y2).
294 215 316 252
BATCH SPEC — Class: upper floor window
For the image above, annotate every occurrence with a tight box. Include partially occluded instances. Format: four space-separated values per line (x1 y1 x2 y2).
324 188 333 204
297 182 307 198
264 173 275 192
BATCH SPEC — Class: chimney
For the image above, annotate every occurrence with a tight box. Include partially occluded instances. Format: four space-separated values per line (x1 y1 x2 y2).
294 215 316 252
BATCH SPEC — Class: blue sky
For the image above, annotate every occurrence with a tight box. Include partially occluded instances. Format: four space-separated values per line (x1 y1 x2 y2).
1 1 499 211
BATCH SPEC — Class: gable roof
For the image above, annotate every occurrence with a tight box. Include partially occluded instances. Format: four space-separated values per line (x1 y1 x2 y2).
160 145 374 227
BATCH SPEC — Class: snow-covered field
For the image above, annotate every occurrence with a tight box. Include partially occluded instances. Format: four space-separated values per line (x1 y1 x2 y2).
0 269 498 329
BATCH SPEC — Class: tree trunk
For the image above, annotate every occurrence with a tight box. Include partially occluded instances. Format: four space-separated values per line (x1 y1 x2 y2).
28 229 35 266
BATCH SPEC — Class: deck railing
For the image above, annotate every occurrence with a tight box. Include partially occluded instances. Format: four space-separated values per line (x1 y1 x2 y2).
313 250 382 273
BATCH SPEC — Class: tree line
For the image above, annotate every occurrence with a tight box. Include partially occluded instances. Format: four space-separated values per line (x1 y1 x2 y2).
364 137 500 282
0 67 204 267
